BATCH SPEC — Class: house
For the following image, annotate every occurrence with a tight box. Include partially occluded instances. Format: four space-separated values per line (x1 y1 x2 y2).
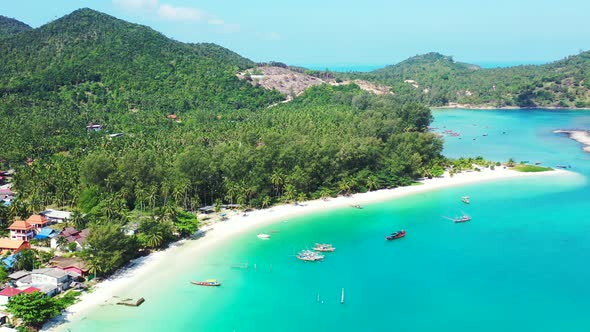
8 220 35 241
0 287 21 306
108 133 124 138
50 256 90 278
0 238 30 254
39 209 72 223
34 227 58 240
167 114 177 119
31 268 70 295
26 214 50 231
8 271 31 286
50 227 90 251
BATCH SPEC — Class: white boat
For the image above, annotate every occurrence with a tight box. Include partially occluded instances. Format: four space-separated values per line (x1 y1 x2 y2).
257 233 271 239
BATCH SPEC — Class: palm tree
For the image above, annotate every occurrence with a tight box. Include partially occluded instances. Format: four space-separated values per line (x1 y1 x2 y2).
366 175 379 191
146 231 164 249
319 187 332 201
270 171 284 197
70 210 86 230
297 193 306 204
261 196 271 209
283 184 296 203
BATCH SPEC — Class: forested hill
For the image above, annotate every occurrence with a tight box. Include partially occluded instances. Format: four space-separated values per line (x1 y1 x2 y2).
0 15 32 37
346 51 590 108
0 8 283 160
0 9 444 231
0 8 278 111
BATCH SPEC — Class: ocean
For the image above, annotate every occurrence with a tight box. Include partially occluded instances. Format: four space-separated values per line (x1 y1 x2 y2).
61 109 590 332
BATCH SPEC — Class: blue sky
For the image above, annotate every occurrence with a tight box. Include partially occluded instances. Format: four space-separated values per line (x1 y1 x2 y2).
2 0 589 68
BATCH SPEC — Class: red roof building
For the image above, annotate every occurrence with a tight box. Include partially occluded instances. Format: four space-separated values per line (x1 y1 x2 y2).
22 287 40 294
0 287 22 297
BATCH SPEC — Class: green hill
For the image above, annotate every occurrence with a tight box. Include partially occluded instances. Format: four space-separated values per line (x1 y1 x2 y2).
347 51 590 108
0 8 441 220
0 15 32 37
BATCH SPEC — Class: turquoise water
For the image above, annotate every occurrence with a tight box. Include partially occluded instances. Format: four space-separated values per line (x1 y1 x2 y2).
63 109 590 332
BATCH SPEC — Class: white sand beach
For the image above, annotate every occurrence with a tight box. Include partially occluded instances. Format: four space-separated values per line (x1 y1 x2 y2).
554 130 590 153
43 166 571 331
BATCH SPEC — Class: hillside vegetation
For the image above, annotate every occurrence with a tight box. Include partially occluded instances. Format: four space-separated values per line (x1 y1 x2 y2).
345 52 590 108
0 15 32 37
0 9 443 229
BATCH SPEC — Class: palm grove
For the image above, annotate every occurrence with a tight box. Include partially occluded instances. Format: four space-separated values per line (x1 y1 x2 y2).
0 9 445 276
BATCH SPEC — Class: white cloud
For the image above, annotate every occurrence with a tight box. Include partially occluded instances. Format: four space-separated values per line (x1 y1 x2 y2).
113 0 159 11
113 0 239 31
157 4 208 22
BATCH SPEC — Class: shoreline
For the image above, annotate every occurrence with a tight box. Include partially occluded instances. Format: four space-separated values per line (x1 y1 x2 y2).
43 167 572 331
432 106 590 111
553 130 590 153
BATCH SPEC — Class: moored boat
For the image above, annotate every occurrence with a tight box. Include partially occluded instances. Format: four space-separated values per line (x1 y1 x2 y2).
351 204 363 209
313 243 335 252
297 250 325 261
191 279 221 286
386 230 406 240
461 196 470 204
257 233 270 239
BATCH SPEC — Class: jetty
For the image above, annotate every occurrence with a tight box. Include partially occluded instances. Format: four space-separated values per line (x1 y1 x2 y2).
116 297 145 307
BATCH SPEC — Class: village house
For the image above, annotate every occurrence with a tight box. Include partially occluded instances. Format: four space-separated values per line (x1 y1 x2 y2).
8 220 35 241
50 256 90 278
26 214 51 232
8 268 71 297
0 238 30 254
39 209 72 223
50 227 89 251
0 288 21 306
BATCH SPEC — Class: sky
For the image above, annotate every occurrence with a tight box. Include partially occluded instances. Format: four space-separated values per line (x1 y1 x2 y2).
2 0 589 69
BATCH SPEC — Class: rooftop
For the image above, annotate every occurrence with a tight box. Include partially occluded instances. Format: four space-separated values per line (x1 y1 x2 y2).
26 214 49 225
0 238 28 249
40 209 72 220
32 267 68 279
8 270 31 280
8 220 33 230
22 286 40 294
0 287 21 297
50 256 89 272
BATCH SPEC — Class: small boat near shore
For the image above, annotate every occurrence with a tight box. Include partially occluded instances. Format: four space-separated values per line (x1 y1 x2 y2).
257 233 270 239
313 243 335 252
461 196 470 204
191 279 221 286
351 204 363 209
297 250 325 262
444 214 471 223
386 230 406 240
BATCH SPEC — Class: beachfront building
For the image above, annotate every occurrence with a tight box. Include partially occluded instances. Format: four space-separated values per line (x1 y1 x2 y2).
8 268 71 297
0 238 30 254
8 220 35 241
50 256 89 278
39 209 72 223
